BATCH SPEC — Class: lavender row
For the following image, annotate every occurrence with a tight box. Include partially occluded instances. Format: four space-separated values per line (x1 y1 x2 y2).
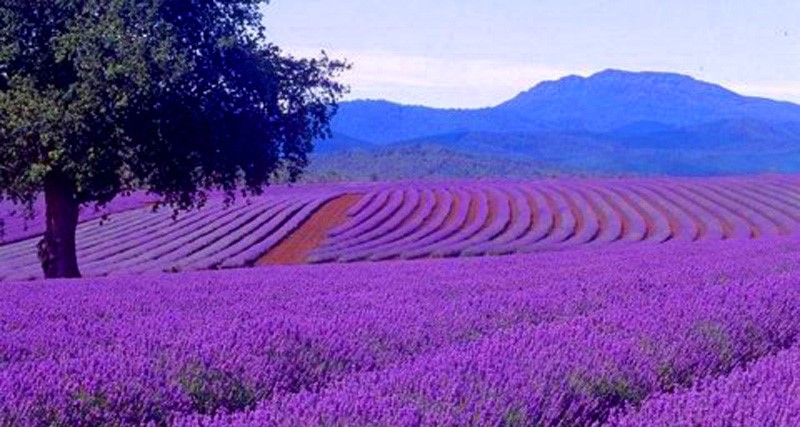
397 187 471 259
591 183 648 243
581 183 623 244
608 344 800 426
98 200 274 275
220 194 341 268
307 189 406 262
338 188 437 262
188 240 800 426
330 188 422 262
325 189 391 239
0 240 689 425
0 191 344 279
4 177 800 276
0 192 159 245
314 178 800 262
482 184 554 254
613 183 671 242
434 187 508 257
463 185 532 255
367 187 454 261
3 238 800 425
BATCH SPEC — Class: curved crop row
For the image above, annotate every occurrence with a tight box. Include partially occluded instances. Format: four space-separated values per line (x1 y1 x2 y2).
0 190 345 280
2 177 800 275
0 192 159 245
309 177 800 263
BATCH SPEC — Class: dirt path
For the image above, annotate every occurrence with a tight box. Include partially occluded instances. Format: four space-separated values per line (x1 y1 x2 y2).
257 194 362 265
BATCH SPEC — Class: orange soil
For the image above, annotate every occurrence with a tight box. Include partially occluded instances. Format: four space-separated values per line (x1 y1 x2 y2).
257 194 362 265
464 190 480 225
442 189 463 229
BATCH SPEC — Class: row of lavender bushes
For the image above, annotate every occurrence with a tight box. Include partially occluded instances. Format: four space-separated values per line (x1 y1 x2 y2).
1 237 799 425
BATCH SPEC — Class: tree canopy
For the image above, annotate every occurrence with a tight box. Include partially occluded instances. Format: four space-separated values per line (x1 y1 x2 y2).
0 0 348 277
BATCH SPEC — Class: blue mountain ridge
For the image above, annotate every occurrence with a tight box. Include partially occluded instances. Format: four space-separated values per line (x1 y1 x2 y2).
310 69 800 178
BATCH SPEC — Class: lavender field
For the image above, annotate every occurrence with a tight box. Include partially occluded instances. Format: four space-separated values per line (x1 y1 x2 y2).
2 177 800 426
7 1 800 425
1 237 800 425
3 176 800 280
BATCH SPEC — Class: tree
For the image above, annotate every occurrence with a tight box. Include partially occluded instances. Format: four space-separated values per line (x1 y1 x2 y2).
0 1 348 278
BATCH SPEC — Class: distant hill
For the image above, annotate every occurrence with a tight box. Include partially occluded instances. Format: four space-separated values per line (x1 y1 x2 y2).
305 143 570 182
312 70 800 179
496 70 800 132
312 133 375 154
329 101 546 145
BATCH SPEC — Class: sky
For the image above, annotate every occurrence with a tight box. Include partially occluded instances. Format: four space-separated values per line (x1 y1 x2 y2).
263 0 800 108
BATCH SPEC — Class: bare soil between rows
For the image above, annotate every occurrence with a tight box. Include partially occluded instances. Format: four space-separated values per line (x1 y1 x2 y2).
257 194 362 265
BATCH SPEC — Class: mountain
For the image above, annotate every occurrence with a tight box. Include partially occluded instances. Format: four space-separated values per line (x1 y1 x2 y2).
330 70 800 143
497 70 800 131
331 100 549 144
312 133 375 154
313 69 800 179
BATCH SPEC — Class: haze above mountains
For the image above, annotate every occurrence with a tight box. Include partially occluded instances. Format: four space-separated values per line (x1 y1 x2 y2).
307 70 800 180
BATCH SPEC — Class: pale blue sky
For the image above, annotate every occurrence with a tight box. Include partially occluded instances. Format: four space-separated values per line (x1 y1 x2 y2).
263 0 800 108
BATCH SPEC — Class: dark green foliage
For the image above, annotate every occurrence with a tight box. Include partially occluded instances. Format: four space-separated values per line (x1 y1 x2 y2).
501 406 529 426
0 0 347 208
179 365 260 415
0 0 347 277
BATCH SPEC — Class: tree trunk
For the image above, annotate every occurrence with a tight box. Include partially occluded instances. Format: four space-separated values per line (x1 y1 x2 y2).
37 172 81 279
